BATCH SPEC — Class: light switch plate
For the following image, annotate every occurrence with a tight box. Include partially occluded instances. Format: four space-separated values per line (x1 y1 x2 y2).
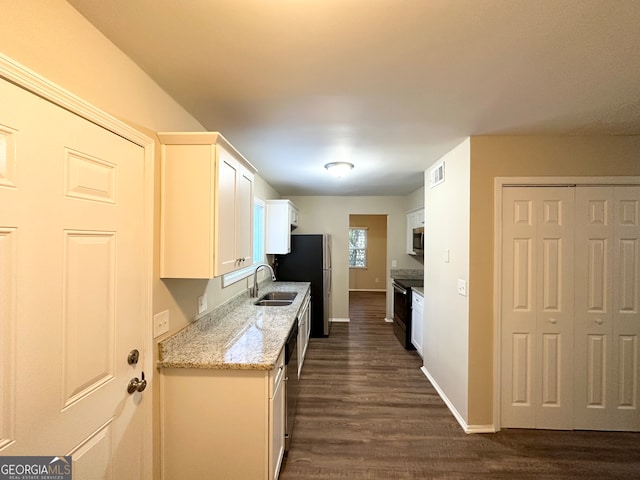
457 279 467 296
153 310 170 338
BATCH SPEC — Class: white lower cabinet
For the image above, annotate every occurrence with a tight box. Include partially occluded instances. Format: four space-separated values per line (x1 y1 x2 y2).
270 360 285 480
297 293 311 378
411 291 424 357
160 348 286 480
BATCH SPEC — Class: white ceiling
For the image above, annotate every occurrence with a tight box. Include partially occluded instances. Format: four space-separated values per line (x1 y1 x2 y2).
67 0 640 196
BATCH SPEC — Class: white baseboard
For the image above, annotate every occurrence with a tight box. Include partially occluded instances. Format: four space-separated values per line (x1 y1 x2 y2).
330 318 350 323
384 317 393 323
420 366 495 434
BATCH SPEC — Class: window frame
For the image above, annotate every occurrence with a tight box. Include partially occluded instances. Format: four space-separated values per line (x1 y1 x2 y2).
348 226 368 269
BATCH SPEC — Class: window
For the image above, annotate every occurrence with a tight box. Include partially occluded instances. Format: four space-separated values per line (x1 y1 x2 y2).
222 198 265 287
349 227 367 268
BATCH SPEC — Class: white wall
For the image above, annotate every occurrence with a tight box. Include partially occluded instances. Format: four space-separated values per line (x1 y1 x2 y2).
290 196 422 320
423 138 471 422
407 185 425 211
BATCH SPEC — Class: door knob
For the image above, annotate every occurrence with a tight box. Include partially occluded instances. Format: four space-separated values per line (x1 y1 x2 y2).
127 371 147 394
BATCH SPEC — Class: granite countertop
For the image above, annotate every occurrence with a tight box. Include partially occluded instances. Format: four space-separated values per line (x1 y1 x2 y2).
390 268 423 280
158 281 310 371
413 286 424 296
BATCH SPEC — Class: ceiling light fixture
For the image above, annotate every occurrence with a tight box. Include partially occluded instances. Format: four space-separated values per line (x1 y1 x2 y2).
324 162 354 178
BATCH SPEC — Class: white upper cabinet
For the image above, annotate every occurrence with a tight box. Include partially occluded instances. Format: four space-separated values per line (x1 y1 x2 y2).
159 132 257 278
265 199 299 254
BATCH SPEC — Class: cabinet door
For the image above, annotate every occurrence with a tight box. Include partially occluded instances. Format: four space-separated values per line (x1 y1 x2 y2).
297 295 311 377
406 212 417 254
216 146 253 275
236 166 254 262
270 373 285 480
411 293 424 357
266 201 290 254
216 147 239 274
290 205 299 227
304 297 311 355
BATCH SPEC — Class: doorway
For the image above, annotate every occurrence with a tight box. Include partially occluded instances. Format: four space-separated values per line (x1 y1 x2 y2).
348 215 387 319
348 215 387 292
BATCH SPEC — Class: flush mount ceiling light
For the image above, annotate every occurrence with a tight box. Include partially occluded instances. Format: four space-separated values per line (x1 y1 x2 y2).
324 162 354 178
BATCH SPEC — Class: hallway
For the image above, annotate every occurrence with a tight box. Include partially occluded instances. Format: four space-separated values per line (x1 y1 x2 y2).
279 291 640 479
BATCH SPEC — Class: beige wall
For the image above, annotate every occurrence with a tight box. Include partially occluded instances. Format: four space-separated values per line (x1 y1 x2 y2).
0 0 203 133
407 185 425 211
349 215 387 291
467 135 640 427
291 196 423 320
423 138 471 421
0 3 283 478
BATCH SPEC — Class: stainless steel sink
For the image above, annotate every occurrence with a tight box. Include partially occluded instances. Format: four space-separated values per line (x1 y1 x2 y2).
254 299 294 306
254 291 297 306
260 291 297 301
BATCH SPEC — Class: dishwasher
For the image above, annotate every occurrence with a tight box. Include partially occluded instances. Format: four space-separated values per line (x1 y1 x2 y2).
284 320 299 454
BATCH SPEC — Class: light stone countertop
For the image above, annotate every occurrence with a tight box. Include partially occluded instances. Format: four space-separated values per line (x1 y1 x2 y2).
390 268 424 280
157 281 310 371
413 286 424 297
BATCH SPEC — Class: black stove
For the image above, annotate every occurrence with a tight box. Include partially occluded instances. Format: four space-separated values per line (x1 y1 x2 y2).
392 278 424 350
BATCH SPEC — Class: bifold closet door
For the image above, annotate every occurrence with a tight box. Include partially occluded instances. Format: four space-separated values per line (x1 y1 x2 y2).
574 186 640 431
501 187 575 429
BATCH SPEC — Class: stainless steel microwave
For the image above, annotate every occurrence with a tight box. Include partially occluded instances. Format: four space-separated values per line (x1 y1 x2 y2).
412 227 424 255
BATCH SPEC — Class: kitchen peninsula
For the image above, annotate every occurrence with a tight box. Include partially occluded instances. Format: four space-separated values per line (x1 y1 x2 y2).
158 281 310 480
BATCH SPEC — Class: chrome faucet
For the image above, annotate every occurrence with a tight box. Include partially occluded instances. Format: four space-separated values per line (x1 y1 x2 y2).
250 263 276 297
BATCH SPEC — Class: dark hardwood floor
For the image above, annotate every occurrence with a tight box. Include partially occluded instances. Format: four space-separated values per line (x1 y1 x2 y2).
280 291 640 479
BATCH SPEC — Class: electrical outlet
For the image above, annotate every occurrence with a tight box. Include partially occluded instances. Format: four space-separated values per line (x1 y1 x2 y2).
153 310 170 338
198 294 208 315
457 279 467 297
391 260 397 268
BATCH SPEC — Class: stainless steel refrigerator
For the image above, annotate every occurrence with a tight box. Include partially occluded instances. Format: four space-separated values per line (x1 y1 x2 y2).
275 234 332 337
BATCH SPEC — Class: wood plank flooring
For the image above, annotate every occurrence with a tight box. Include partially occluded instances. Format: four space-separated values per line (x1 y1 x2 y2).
279 291 640 479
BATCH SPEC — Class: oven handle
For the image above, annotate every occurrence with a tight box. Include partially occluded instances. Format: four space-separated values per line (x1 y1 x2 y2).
393 283 407 295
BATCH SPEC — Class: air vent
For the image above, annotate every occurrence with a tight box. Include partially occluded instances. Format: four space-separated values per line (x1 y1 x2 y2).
430 161 445 188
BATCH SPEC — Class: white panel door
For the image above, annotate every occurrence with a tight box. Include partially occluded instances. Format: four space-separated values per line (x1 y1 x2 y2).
501 187 574 429
0 77 147 476
574 186 640 430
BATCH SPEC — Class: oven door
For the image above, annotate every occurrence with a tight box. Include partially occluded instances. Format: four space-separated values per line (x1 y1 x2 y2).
392 282 415 350
393 282 408 325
